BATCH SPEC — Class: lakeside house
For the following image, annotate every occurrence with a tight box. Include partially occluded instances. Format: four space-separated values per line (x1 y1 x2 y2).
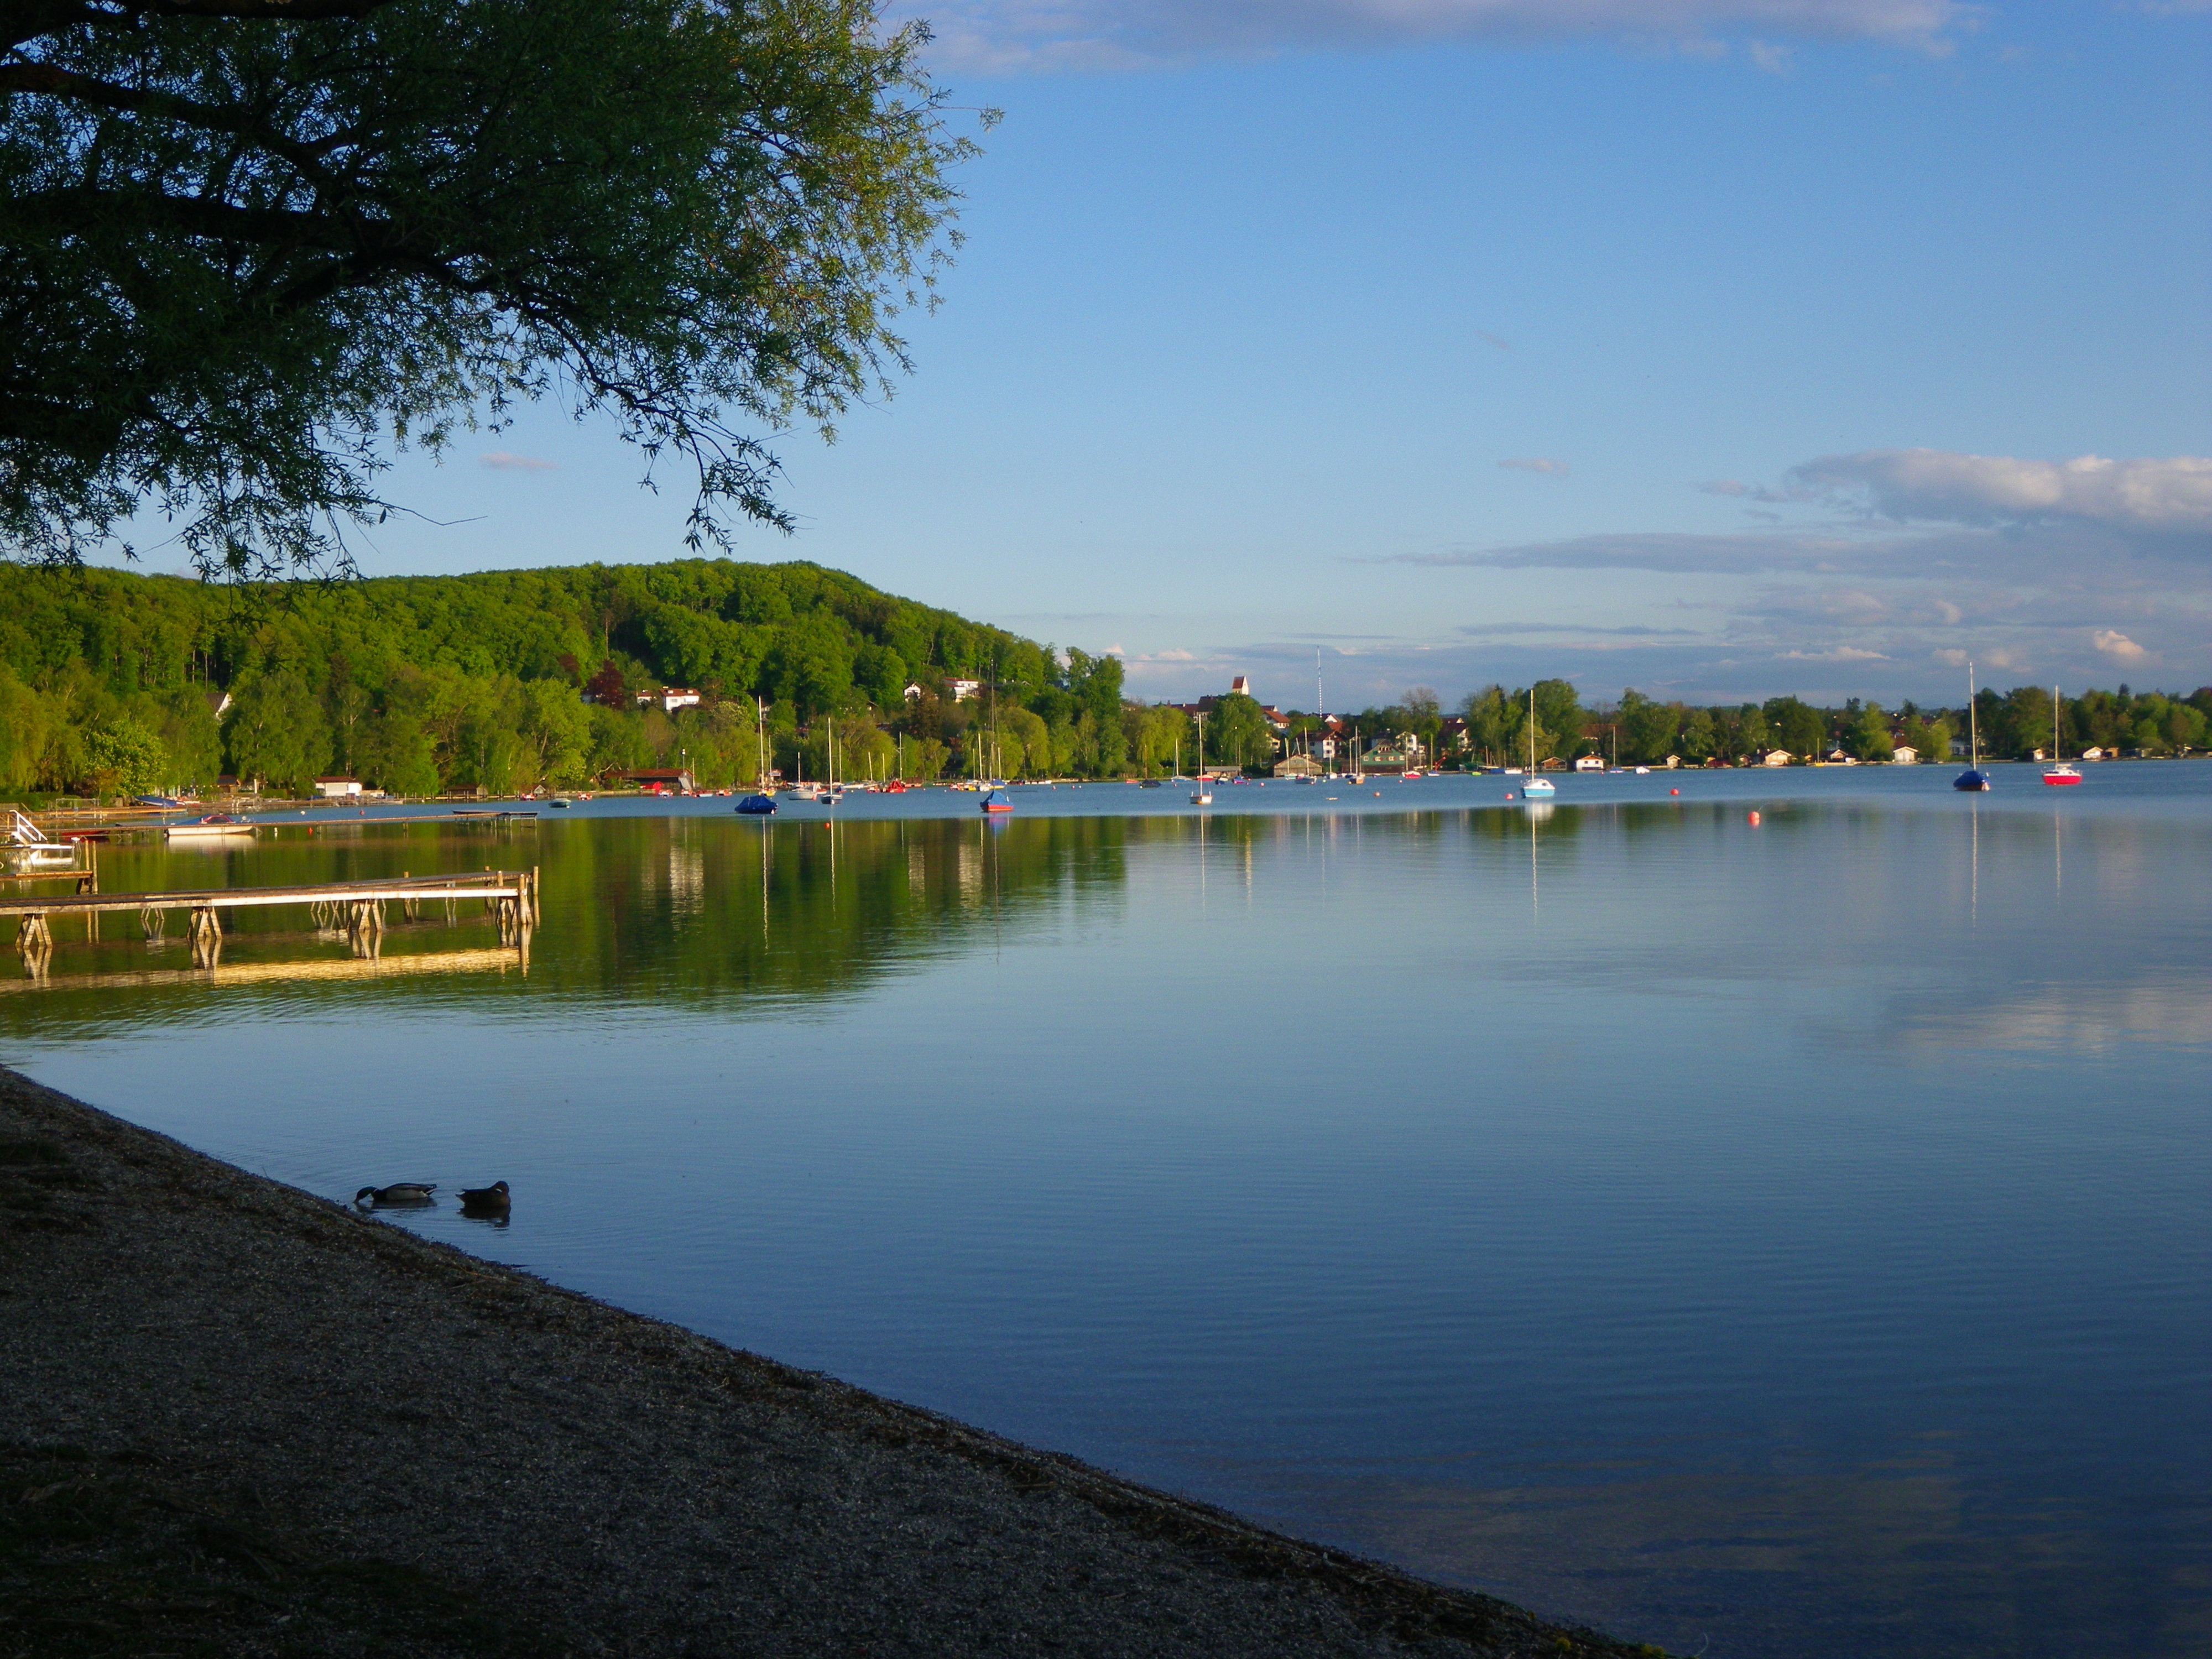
1762 749 1794 767
637 687 702 713
950 679 982 702
1892 745 1921 764
616 768 695 795
1573 755 1604 772
313 777 363 798
1272 754 1323 778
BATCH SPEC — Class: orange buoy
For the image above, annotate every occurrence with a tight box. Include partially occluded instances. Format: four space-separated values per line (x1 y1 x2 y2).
1747 810 1761 825
1670 788 1680 796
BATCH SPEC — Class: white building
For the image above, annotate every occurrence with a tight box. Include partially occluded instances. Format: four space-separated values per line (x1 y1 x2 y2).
314 777 363 798
1229 675 1253 699
1891 745 1921 764
637 687 702 713
950 679 983 702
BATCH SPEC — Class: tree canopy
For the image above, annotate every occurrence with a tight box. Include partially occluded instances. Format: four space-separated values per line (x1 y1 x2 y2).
0 0 972 577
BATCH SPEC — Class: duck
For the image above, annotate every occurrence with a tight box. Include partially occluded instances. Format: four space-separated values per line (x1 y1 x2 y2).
354 1182 436 1207
457 1180 510 1214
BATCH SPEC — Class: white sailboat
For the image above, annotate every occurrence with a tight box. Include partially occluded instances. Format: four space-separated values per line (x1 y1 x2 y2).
1521 688 1556 797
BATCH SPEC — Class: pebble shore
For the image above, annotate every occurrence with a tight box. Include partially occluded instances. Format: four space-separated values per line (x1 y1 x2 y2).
0 1066 1653 1658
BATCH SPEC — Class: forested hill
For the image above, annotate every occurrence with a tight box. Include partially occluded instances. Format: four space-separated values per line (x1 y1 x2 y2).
0 560 1134 797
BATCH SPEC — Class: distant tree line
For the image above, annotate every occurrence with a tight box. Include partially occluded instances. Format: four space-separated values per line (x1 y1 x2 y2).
1279 680 2212 769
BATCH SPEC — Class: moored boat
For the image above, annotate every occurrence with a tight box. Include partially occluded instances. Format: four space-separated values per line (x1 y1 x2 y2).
980 787 1014 814
1954 662 1992 791
166 812 256 839
2043 686 2081 786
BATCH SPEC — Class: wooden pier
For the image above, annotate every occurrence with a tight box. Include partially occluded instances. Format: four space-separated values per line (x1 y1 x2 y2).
1 869 540 967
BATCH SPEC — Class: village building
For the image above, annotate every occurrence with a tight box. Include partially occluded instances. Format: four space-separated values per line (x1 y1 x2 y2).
313 777 363 798
949 679 982 702
1272 754 1323 778
1762 749 1794 767
617 768 695 795
637 687 702 713
1892 745 1921 764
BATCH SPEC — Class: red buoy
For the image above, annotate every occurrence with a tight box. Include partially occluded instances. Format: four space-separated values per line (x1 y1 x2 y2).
1670 788 1680 796
1747 810 1762 826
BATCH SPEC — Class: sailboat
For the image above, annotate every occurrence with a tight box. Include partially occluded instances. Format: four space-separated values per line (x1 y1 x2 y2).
1521 688 1556 797
1953 662 1991 792
2042 686 2081 786
1190 714 1212 805
737 697 776 813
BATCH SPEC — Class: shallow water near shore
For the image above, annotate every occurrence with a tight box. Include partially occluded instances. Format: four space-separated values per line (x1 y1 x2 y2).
5 765 2209 1658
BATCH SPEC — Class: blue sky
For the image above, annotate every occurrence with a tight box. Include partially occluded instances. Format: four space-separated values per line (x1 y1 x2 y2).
314 0 2209 710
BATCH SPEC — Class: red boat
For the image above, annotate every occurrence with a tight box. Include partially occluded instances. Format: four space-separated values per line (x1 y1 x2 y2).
2042 686 2083 786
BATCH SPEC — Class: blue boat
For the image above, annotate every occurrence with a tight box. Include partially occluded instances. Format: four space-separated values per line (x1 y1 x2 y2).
735 794 778 815
981 787 1013 815
1953 661 1992 791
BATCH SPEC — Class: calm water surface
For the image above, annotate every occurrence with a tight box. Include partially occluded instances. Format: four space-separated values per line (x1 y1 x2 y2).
5 766 2208 1658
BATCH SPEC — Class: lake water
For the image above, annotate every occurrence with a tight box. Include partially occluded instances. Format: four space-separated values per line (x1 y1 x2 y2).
6 766 2208 1658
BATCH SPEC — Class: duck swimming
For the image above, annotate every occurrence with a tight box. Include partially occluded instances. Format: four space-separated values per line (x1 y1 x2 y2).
457 1180 510 1214
354 1183 436 1207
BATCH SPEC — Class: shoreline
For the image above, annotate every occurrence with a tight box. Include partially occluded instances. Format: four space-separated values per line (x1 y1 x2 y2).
0 1065 1653 1658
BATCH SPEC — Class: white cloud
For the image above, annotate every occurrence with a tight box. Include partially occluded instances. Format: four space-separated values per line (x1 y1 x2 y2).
1498 456 1570 475
2093 629 2149 663
479 452 559 473
1785 450 2212 531
900 0 1969 71
1777 645 1887 661
1748 38 1795 70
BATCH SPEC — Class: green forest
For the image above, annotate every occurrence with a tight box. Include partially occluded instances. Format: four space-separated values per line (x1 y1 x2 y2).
0 560 1152 799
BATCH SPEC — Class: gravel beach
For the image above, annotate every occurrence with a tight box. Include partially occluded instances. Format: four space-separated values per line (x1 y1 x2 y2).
0 1065 1653 1659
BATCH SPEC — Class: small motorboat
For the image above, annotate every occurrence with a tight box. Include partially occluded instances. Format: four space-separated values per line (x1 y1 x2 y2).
165 812 257 840
549 796 573 808
2042 763 2081 786
735 794 778 815
981 788 1014 814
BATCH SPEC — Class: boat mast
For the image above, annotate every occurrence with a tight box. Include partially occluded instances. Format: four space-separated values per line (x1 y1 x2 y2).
1968 662 1979 767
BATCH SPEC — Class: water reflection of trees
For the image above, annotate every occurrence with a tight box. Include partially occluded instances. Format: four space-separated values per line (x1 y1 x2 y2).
517 816 1137 1004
